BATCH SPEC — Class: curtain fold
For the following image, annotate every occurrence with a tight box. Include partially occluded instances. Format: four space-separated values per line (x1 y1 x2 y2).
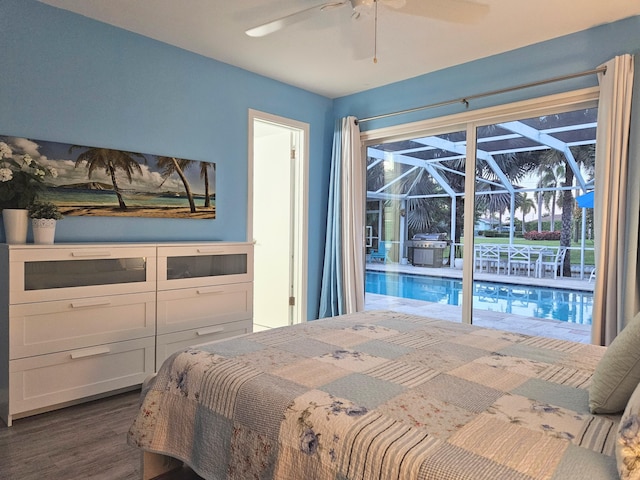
592 54 638 345
319 116 365 318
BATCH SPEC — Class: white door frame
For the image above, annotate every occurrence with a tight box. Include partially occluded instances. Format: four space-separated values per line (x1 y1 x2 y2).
248 109 309 324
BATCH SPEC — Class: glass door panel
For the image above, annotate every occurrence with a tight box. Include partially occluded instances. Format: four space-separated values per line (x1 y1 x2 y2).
471 108 596 338
365 129 468 314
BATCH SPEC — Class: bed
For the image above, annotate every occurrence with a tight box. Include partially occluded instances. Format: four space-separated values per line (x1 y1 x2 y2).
127 310 629 480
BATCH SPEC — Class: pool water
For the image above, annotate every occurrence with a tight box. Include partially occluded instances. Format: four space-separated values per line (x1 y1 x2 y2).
366 271 592 324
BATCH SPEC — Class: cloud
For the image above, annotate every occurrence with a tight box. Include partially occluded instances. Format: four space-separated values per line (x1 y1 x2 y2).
10 137 43 159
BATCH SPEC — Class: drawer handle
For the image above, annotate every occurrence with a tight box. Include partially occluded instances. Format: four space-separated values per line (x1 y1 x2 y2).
71 251 112 257
70 346 111 359
196 288 224 295
71 299 112 308
196 248 224 254
197 326 225 336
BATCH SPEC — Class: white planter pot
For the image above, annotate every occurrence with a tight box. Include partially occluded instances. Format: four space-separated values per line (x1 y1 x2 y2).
2 208 29 244
454 258 464 269
32 218 57 244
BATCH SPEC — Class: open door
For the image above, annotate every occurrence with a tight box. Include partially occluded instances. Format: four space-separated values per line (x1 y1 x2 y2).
249 111 308 330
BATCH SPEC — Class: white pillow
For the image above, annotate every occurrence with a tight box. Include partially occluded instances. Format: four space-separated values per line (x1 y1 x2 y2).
617 382 640 479
590 312 640 414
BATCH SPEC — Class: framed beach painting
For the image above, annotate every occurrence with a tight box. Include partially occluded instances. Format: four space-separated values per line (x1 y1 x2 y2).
0 135 216 219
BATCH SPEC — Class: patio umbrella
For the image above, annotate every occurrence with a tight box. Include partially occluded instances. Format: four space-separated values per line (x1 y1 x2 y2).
576 191 594 208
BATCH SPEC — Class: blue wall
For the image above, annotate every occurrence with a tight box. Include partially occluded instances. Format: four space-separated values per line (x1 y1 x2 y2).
2 1 639 320
335 16 640 131
0 0 334 320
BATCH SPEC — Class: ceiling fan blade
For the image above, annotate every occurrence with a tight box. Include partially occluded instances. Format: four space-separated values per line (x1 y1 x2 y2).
245 1 348 37
395 0 489 24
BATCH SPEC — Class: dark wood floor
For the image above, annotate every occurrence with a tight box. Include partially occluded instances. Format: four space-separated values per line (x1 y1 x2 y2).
0 390 202 480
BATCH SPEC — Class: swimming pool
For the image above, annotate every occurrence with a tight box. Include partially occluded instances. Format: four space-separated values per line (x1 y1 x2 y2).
365 271 593 324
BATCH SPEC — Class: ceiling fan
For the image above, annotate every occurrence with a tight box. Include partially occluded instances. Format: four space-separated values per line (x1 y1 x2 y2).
245 0 489 38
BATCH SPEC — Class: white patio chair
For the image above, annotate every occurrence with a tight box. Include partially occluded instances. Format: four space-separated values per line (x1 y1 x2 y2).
507 245 532 276
535 247 568 278
475 244 503 274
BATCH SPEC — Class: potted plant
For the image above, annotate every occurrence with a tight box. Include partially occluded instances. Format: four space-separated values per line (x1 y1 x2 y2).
453 245 464 269
28 201 63 244
0 141 58 243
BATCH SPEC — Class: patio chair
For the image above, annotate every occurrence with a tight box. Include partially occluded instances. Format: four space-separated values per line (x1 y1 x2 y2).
475 244 504 274
369 241 390 263
507 245 532 276
535 247 568 279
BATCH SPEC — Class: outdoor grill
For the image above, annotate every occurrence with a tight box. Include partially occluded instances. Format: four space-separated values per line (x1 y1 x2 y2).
407 233 450 267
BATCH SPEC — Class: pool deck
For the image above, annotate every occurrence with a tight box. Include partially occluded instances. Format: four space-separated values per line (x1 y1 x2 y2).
365 262 593 344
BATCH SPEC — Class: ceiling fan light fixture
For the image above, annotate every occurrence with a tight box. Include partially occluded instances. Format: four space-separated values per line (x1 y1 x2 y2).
350 0 375 6
350 0 375 16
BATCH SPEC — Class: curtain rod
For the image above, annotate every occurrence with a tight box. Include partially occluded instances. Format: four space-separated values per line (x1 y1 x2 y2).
357 66 606 124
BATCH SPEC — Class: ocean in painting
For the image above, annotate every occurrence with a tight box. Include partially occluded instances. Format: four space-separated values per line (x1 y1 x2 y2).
40 188 216 219
43 188 214 208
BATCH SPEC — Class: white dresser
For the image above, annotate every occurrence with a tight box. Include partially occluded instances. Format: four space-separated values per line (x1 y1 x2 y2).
0 242 253 426
155 243 253 366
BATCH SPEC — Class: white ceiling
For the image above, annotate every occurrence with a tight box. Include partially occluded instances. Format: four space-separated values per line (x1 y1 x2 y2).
37 0 640 98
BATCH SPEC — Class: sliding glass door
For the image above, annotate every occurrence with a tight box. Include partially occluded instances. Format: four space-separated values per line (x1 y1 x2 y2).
469 108 596 340
365 128 469 316
364 89 598 342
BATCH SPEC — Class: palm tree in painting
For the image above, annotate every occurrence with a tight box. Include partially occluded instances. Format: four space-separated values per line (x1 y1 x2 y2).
156 156 196 213
71 147 144 210
199 161 215 208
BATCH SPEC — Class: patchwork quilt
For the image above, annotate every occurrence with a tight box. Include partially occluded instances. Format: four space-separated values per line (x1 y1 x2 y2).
128 310 620 479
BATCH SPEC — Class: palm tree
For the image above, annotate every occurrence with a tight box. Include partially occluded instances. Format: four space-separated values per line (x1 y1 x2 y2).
517 192 536 234
71 147 144 210
559 144 595 275
199 161 215 208
366 155 449 239
536 164 563 232
532 144 595 276
475 149 538 235
535 189 543 232
156 156 197 213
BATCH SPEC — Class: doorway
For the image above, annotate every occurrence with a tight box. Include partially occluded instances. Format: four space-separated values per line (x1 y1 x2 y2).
249 110 308 331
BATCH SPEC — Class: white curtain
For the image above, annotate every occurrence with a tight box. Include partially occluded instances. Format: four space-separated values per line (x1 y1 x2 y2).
319 116 365 318
592 54 638 345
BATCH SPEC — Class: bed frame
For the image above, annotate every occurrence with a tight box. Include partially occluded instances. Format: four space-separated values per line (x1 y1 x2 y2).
142 452 183 480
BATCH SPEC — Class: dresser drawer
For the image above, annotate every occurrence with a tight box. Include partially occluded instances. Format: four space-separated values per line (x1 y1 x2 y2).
9 244 156 304
157 243 253 290
157 282 252 335
155 318 252 368
10 292 156 359
9 337 155 417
